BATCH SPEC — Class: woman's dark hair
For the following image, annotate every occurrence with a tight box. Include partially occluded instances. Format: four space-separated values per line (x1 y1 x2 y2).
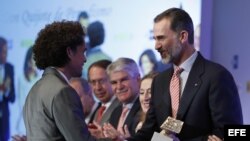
33 20 85 69
141 71 159 82
139 49 158 72
24 46 37 82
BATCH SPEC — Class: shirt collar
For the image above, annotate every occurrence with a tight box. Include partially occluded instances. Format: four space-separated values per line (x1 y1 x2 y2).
123 96 138 109
176 51 198 73
102 95 115 108
51 67 70 84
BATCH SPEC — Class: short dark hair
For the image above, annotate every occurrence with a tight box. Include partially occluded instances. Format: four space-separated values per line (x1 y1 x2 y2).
87 21 105 48
33 20 85 70
0 36 7 52
88 59 111 80
78 11 89 21
154 8 194 44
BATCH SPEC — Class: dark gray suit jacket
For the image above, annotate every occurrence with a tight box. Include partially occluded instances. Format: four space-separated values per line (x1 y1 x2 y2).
24 67 96 141
109 98 141 136
94 98 121 141
129 53 243 141
94 97 121 126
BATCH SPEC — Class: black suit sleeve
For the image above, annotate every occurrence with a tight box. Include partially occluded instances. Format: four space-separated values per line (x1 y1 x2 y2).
208 68 243 138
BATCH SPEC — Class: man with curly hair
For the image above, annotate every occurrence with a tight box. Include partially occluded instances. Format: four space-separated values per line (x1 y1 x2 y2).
23 21 96 141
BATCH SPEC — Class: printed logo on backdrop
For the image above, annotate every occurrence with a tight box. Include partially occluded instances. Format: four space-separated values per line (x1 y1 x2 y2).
0 5 112 27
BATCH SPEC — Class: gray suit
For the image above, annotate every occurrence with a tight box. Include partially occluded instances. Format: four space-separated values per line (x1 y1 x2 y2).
94 98 121 141
24 67 96 141
98 98 121 126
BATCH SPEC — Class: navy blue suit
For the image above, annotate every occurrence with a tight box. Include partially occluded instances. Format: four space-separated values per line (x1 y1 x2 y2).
0 63 15 141
128 53 243 141
109 98 141 136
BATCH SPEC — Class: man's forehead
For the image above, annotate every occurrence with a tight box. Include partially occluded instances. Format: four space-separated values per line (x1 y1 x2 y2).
154 20 170 32
110 71 129 79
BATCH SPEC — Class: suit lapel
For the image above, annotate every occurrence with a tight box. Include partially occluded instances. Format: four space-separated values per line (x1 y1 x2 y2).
160 68 174 110
100 98 121 124
89 102 101 124
177 53 205 120
124 98 140 126
112 105 123 128
150 69 174 124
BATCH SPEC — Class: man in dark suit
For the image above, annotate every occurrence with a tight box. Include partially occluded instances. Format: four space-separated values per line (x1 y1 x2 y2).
105 8 243 141
0 36 15 141
88 60 120 127
105 58 141 137
87 60 121 140
108 98 140 137
23 21 96 141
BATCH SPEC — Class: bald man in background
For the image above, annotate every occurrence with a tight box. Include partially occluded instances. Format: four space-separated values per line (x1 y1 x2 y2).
70 77 100 124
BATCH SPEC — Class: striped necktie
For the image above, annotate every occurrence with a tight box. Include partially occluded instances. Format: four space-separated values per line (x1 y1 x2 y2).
170 67 183 118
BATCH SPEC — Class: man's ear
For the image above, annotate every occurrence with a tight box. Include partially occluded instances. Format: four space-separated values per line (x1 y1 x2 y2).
179 30 188 44
67 47 73 59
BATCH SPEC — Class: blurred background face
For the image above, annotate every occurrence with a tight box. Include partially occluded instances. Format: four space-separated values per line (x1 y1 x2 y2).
139 78 152 113
110 71 140 104
29 54 36 71
89 66 113 103
141 55 154 75
0 44 7 64
26 53 37 76
70 81 93 116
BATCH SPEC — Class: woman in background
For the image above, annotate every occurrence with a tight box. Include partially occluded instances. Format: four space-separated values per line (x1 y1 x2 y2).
138 49 158 76
16 47 40 134
135 72 158 132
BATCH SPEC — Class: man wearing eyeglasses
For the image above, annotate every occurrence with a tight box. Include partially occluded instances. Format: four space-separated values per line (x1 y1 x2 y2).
87 60 121 139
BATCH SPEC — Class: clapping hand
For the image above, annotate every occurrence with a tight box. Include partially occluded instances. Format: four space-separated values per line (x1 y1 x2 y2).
103 123 130 141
